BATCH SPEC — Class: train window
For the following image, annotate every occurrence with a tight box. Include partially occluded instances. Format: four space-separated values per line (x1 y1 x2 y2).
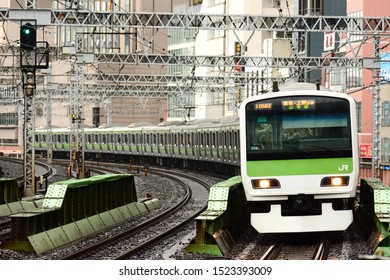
42 135 46 142
124 134 128 144
87 135 92 143
153 134 157 145
131 134 135 144
206 132 210 146
192 133 197 146
117 134 121 143
246 95 352 160
160 134 164 144
180 134 184 145
64 134 69 143
226 131 230 146
102 134 106 143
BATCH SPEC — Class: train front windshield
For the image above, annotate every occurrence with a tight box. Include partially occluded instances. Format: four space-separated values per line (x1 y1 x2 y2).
245 96 352 160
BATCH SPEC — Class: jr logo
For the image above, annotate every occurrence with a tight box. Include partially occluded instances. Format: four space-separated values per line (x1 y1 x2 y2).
338 165 349 171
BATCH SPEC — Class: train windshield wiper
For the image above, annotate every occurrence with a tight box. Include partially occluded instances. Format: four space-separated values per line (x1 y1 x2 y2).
277 144 310 154
299 143 339 153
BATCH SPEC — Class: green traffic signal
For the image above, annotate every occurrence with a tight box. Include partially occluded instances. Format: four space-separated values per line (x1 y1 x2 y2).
20 22 36 51
22 28 31 35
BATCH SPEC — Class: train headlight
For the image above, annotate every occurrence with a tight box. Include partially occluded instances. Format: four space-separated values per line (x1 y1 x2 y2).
252 179 280 189
320 176 349 187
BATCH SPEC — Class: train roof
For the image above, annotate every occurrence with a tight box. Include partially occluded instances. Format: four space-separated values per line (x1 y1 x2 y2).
278 81 331 92
35 116 240 133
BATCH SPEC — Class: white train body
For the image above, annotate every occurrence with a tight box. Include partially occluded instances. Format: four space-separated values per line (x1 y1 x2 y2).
240 89 359 233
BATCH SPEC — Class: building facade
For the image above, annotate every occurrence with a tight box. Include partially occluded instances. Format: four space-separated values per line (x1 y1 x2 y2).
345 0 390 170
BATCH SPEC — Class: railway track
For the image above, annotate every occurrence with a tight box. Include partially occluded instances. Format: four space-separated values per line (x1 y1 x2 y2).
0 157 53 184
260 234 329 260
59 168 211 260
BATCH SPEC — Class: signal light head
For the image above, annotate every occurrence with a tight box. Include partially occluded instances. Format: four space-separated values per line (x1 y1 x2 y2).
22 28 31 35
20 22 36 51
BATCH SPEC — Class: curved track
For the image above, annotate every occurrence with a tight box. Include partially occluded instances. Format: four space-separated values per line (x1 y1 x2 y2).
59 168 211 260
0 157 53 184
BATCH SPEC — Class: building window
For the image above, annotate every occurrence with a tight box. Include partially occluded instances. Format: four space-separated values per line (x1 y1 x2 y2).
346 67 362 89
382 137 390 162
300 0 323 15
331 68 342 86
356 102 362 133
348 11 364 43
0 113 18 125
382 101 390 126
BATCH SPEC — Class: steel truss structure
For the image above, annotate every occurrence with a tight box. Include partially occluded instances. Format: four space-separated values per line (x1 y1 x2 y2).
0 11 385 103
0 6 389 184
45 11 390 33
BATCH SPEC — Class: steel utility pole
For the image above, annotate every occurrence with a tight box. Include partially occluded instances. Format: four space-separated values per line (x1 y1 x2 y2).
371 36 381 178
20 20 37 196
67 28 94 179
68 29 85 179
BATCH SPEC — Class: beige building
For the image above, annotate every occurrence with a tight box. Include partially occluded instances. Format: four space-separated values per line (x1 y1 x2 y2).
0 0 294 154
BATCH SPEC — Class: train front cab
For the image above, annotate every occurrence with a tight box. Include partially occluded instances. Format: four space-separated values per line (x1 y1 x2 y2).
240 92 359 233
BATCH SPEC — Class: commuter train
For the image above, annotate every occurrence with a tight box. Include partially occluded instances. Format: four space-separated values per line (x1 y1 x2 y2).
240 88 359 233
34 117 241 175
34 83 358 233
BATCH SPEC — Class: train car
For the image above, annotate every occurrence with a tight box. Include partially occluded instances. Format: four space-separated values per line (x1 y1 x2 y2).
34 115 240 175
216 116 240 164
239 88 359 233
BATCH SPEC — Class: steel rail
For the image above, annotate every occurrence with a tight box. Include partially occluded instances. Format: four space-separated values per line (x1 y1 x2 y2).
59 168 210 260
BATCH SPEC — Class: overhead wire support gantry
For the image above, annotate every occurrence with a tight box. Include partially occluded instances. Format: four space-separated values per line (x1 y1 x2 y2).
47 11 390 33
2 7 390 181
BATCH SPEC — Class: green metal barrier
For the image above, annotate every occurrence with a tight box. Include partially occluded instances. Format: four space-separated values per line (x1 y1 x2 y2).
0 178 18 204
186 176 249 256
359 178 390 257
2 174 160 254
0 178 43 217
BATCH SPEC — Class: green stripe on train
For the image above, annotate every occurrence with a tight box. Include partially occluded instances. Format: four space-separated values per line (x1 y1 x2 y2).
247 157 353 176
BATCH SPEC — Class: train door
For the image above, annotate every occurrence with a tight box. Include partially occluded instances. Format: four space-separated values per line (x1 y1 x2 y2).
167 131 173 157
199 131 206 159
210 130 216 160
180 132 185 157
136 133 142 154
64 134 70 151
152 133 157 155
123 134 129 153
